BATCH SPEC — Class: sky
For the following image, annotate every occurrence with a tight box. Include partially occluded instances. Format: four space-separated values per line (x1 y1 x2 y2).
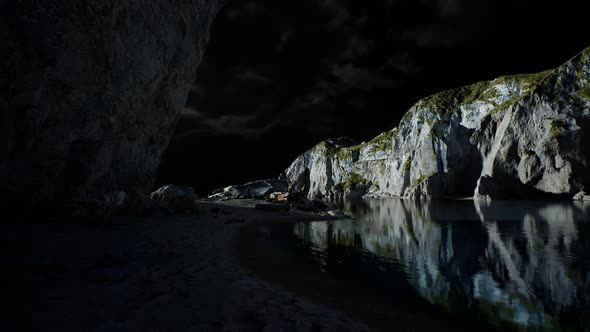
155 0 590 194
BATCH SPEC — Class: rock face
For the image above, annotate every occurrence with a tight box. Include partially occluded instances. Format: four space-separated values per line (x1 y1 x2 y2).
0 1 221 215
285 47 590 200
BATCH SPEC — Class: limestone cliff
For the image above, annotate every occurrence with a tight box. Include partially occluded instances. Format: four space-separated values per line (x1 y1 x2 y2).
1 1 220 215
285 47 590 200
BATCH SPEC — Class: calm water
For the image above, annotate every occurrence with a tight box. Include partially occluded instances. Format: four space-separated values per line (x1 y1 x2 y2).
277 199 590 331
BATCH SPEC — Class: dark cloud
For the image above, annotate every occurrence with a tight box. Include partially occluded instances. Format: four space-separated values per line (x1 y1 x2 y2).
384 53 421 75
331 64 398 90
340 33 373 60
435 0 463 17
400 24 469 48
178 106 281 138
235 70 273 85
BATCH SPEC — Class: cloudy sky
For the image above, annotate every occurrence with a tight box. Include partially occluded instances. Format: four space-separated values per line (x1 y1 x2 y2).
156 0 590 193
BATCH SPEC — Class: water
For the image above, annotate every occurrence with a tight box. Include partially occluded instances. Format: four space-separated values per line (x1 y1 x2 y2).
275 199 590 331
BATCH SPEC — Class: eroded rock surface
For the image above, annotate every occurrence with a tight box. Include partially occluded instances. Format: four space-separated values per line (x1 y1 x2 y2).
285 47 590 200
0 1 221 215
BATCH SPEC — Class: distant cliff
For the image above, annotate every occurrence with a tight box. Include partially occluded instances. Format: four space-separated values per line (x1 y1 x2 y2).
1 1 220 216
285 47 590 200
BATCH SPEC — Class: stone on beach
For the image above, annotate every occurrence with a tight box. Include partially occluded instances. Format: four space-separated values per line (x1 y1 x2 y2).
151 184 199 201
209 179 288 200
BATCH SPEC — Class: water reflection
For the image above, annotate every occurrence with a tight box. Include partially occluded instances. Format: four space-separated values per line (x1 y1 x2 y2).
292 199 590 331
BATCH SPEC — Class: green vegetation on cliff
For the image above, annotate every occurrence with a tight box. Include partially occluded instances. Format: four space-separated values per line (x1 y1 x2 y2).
412 172 438 187
578 86 590 101
367 130 394 154
417 70 552 117
334 173 370 192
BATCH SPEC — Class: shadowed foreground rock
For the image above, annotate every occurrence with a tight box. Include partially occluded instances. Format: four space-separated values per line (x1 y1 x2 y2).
0 1 220 216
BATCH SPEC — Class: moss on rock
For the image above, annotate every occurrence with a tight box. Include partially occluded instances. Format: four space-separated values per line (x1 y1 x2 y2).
367 130 394 154
402 155 413 172
334 173 370 192
417 70 552 118
412 171 438 187
549 119 567 137
578 86 590 101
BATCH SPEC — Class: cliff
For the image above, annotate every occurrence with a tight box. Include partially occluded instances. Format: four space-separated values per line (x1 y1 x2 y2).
1 1 220 216
285 47 590 200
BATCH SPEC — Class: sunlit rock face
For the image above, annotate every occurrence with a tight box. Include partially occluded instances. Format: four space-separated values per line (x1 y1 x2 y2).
292 199 590 330
0 1 220 214
285 47 590 199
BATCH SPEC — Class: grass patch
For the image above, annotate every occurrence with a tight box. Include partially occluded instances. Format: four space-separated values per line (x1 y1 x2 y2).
367 130 395 154
493 70 552 87
322 141 362 161
578 86 590 101
418 80 494 116
402 155 413 172
418 70 552 118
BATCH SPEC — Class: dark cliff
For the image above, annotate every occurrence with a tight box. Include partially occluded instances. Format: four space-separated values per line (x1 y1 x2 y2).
0 1 220 217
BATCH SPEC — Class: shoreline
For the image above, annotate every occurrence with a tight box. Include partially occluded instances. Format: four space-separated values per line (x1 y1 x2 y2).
4 199 369 331
4 198 504 331
232 207 497 332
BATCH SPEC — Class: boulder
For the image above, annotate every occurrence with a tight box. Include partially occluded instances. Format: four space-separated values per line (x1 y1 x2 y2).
268 192 289 202
105 191 128 208
326 210 353 218
573 191 590 201
151 185 198 201
151 184 198 213
209 179 288 200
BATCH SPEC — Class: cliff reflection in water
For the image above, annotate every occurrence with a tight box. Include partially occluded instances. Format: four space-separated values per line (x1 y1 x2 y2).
292 199 590 330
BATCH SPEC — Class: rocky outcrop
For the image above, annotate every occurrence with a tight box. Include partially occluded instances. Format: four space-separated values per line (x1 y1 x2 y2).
209 179 288 200
0 1 221 216
285 47 590 200
573 191 590 201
